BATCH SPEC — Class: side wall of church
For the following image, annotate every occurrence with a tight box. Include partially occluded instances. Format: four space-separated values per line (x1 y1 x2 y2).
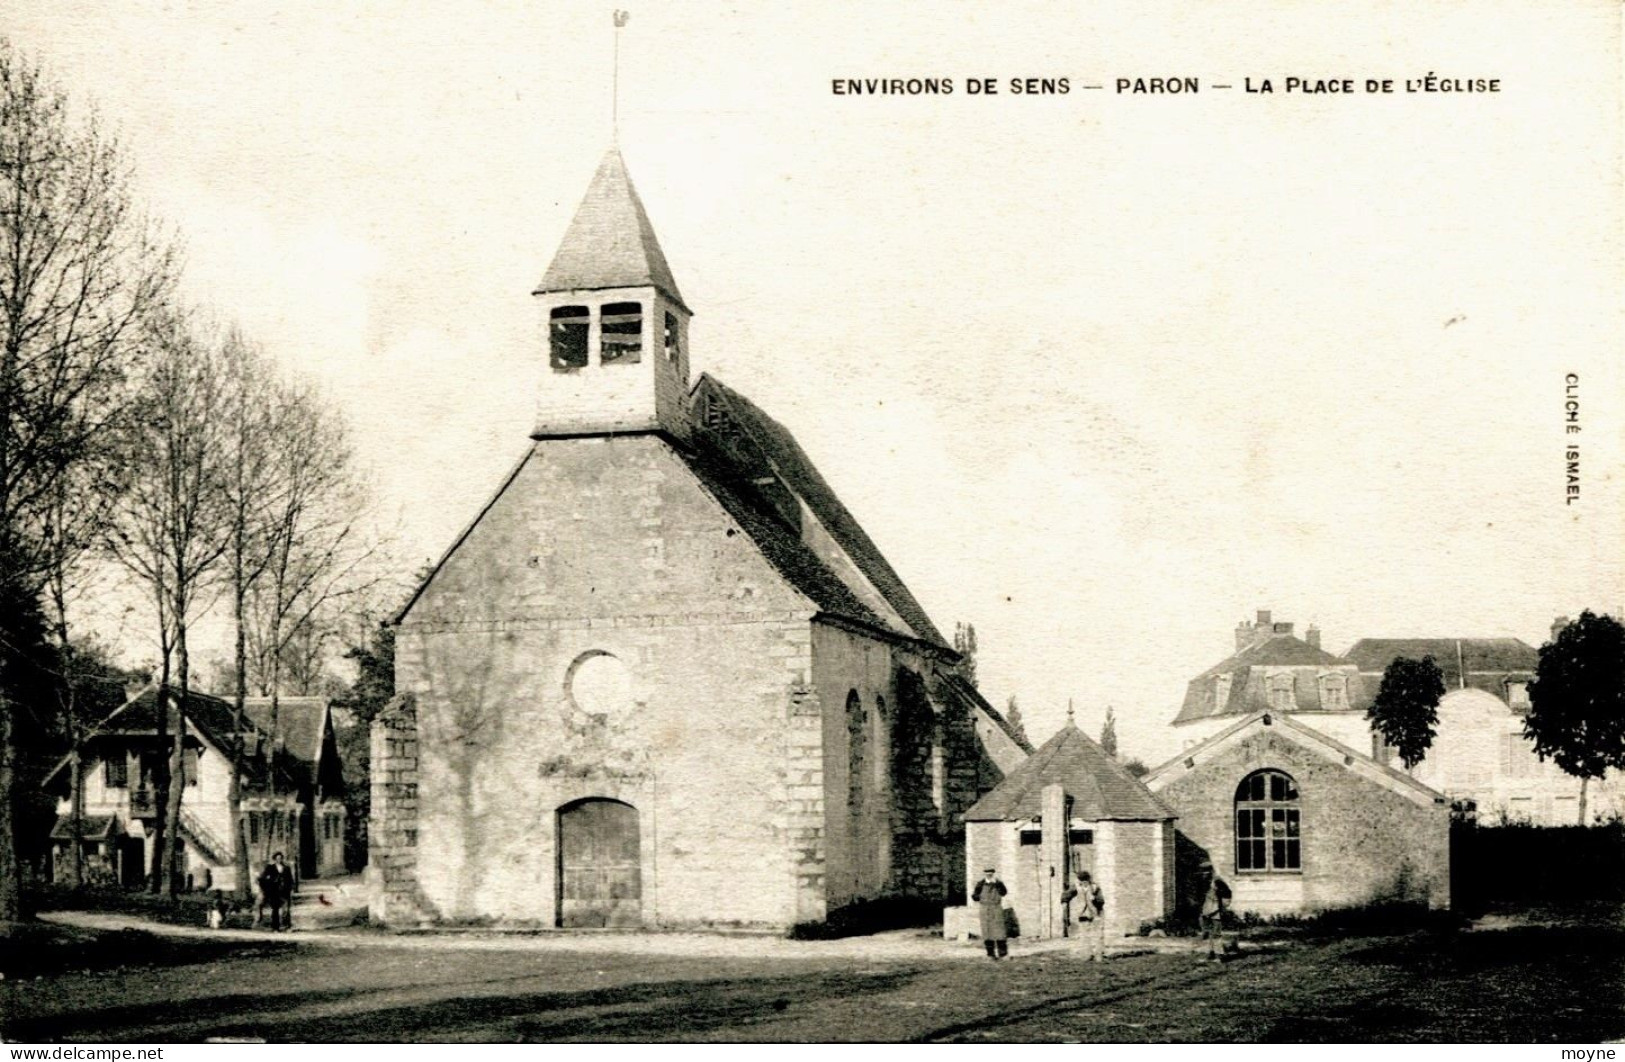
812 624 982 912
388 435 823 929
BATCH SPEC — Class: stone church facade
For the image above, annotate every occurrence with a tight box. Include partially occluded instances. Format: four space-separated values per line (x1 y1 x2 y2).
369 149 1025 930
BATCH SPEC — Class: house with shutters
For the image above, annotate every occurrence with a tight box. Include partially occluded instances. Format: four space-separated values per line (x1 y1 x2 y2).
44 684 347 891
370 147 1026 930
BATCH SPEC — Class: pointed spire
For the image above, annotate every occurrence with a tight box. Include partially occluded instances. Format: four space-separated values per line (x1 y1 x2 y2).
535 148 687 311
1066 698 1075 726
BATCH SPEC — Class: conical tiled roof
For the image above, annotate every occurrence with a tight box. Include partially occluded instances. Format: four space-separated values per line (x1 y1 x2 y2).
965 723 1175 822
535 148 687 309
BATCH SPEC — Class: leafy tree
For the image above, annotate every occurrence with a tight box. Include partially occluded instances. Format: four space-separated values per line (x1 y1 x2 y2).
1366 655 1446 770
1100 706 1119 758
1525 611 1625 824
1122 758 1149 779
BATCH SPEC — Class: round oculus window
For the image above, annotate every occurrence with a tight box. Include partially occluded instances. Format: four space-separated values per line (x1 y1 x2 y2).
566 651 633 717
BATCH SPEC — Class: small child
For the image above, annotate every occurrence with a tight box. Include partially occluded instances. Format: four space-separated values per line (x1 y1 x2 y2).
207 890 228 930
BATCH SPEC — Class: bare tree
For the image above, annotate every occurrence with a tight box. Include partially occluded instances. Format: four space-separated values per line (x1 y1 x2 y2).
246 381 378 801
217 327 282 899
0 41 175 919
41 458 126 887
106 309 230 896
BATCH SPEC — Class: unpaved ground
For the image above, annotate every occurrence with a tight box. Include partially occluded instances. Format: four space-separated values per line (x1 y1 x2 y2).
4 912 1621 1043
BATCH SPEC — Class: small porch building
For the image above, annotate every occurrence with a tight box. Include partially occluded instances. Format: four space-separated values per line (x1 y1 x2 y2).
953 723 1177 943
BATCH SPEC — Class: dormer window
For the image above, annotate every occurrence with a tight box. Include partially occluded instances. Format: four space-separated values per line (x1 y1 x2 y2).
1318 674 1349 710
550 305 590 370
600 302 643 365
664 311 680 364
1267 673 1296 712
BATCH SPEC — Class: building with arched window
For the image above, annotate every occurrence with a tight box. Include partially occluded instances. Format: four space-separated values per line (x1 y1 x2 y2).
368 148 1027 930
1144 711 1451 916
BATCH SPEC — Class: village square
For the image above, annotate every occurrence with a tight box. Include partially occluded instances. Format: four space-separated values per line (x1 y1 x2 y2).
2 4 1624 1046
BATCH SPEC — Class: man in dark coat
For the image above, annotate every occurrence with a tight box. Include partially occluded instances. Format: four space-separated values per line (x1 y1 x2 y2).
971 867 1009 959
257 852 295 931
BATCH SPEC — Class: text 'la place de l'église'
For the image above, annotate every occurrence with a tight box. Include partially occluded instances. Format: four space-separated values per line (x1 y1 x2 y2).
829 75 1501 96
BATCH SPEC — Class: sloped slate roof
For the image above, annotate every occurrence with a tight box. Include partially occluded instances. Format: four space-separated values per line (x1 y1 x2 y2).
74 685 302 791
242 697 328 765
695 376 949 648
940 673 1035 756
52 814 119 841
1344 638 1538 678
536 148 687 310
676 445 886 631
966 723 1174 822
1192 635 1342 681
1174 635 1347 724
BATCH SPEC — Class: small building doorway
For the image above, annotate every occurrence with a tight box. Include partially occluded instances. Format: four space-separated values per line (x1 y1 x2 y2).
119 837 145 888
557 798 641 928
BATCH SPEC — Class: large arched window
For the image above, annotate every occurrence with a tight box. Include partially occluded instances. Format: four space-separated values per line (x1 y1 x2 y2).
1235 770 1301 872
846 691 866 816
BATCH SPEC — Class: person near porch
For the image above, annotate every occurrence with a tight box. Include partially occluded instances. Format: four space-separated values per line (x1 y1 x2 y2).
972 867 1009 959
1200 868 1231 961
257 852 295 932
1073 869 1106 961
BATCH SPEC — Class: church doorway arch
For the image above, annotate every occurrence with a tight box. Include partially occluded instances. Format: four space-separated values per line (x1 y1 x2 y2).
556 797 641 928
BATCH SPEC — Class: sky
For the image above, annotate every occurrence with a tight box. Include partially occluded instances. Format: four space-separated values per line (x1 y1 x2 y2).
4 1 1621 764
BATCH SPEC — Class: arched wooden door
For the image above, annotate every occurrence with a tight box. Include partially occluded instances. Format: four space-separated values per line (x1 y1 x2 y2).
557 798 641 928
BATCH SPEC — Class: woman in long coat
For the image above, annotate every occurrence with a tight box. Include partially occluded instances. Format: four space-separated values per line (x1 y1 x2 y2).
971 867 1009 959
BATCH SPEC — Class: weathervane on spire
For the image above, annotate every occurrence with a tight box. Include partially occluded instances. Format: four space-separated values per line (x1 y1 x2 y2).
1067 698 1075 725
612 10 630 139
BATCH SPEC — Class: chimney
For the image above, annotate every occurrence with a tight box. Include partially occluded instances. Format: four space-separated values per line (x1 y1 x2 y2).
1236 609 1285 652
1306 625 1322 650
1550 616 1570 643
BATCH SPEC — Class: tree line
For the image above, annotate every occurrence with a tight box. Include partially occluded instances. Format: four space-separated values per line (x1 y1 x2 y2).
1 40 389 922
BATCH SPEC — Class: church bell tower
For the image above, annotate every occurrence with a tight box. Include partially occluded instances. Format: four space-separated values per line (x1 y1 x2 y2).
531 148 692 441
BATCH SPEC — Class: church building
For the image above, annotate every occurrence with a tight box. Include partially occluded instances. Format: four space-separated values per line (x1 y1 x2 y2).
369 149 1026 930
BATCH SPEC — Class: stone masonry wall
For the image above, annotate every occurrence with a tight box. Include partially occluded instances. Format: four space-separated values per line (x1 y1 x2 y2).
1154 727 1451 914
1104 820 1165 939
393 435 821 929
812 623 981 913
368 693 427 925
